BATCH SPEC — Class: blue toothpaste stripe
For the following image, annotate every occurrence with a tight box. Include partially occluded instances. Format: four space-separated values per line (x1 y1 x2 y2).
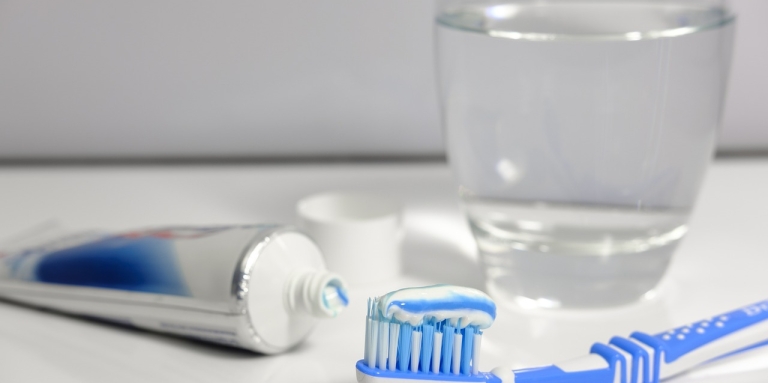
337 285 349 305
388 297 496 319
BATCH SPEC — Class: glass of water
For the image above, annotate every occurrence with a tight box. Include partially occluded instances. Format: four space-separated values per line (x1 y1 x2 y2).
436 0 735 308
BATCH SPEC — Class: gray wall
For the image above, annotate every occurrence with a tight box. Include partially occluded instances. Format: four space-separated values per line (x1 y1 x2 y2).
0 0 764 160
718 0 768 152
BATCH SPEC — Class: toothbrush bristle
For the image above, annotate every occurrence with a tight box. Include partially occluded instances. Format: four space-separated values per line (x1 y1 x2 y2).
363 297 483 376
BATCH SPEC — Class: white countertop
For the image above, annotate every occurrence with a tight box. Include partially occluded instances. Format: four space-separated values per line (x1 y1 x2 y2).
1 159 767 382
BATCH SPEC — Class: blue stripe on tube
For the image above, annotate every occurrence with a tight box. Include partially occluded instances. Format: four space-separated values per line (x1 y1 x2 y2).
33 236 190 296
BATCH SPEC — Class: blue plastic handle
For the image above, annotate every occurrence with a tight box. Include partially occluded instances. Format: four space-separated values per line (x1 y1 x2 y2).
501 300 768 383
652 300 768 363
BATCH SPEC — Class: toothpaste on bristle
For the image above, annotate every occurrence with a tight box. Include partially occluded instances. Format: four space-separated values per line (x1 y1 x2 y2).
377 285 496 329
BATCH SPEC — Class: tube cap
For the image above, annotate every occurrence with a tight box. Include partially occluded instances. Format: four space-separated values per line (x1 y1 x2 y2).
297 192 402 285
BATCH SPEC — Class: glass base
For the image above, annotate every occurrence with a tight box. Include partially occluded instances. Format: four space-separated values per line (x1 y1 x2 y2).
481 246 674 309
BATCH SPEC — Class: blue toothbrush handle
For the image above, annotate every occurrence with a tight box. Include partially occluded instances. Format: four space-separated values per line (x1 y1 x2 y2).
629 299 768 382
506 299 768 383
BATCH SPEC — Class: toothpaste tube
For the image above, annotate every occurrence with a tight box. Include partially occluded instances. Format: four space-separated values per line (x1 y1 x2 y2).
0 224 348 354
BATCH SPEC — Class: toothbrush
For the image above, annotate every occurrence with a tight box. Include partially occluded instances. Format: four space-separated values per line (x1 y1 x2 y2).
356 285 768 383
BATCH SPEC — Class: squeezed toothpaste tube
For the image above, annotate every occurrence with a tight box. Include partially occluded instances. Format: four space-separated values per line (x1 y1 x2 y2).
0 224 349 354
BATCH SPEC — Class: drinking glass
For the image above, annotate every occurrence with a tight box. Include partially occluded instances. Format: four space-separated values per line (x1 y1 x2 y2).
436 0 735 308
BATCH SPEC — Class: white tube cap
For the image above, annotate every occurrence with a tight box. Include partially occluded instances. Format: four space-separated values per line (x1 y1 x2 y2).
297 192 402 285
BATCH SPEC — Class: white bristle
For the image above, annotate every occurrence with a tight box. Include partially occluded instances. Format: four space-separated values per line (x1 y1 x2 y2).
432 331 443 374
410 330 422 372
364 299 372 362
364 316 371 361
388 323 400 371
472 333 482 375
452 332 462 374
367 318 378 368
377 321 389 369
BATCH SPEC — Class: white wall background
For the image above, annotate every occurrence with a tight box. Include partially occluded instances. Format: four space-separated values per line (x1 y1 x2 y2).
718 0 768 152
0 0 764 160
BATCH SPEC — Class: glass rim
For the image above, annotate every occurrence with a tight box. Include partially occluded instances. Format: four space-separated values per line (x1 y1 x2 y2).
436 2 736 42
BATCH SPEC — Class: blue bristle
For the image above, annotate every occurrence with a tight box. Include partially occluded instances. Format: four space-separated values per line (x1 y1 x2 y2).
460 326 475 375
398 323 413 371
440 322 455 374
420 322 435 372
